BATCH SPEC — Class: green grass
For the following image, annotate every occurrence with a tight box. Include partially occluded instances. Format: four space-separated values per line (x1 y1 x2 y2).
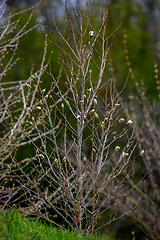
0 209 115 240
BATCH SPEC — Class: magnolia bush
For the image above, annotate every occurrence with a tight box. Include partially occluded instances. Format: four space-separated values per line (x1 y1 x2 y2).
111 33 160 240
0 0 139 234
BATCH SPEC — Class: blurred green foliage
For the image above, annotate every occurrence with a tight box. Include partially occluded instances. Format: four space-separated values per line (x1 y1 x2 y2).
4 0 157 99
107 0 155 95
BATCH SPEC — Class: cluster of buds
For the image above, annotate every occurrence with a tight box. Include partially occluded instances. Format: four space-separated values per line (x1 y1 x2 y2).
114 147 129 157
118 118 133 125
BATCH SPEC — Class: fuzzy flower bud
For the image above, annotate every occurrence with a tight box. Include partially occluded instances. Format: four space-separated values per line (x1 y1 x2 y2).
39 154 45 159
127 119 133 125
89 31 94 38
115 146 120 152
140 150 144 156
42 88 46 93
90 109 95 113
115 103 120 107
83 157 87 162
112 132 116 135
66 100 70 106
122 152 129 157
94 113 99 118
94 99 97 105
119 118 124 123
101 121 104 127
61 103 64 109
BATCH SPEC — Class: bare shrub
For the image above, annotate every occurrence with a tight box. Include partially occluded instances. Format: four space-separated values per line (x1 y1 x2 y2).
113 33 160 240
0 0 40 156
0 0 138 234
0 0 43 209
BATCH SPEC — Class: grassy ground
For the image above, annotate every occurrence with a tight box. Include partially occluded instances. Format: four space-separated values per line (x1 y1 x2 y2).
0 209 115 240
